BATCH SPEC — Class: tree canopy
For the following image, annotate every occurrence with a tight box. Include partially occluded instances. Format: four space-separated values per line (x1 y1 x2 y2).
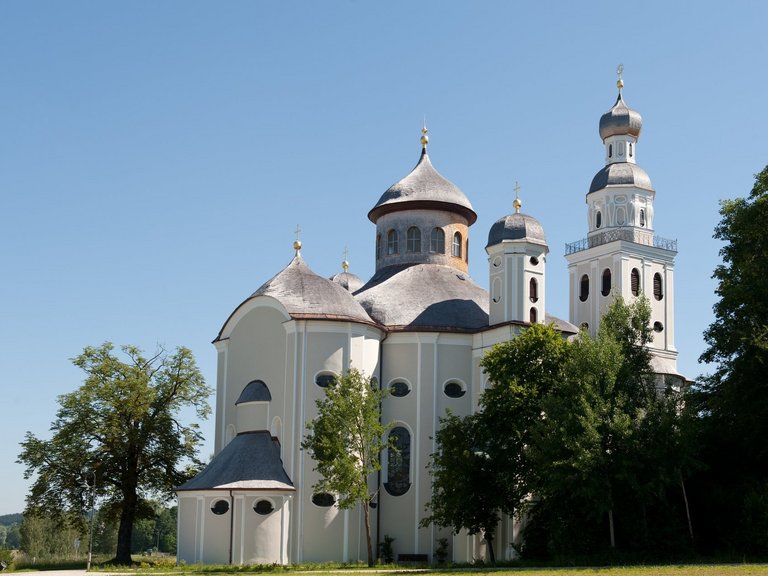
423 298 693 562
301 367 390 566
18 343 211 565
689 165 768 555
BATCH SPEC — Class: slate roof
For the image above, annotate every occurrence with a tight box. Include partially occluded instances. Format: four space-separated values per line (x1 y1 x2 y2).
599 92 643 140
368 149 477 224
354 263 489 331
177 431 294 491
329 270 364 293
589 162 654 194
248 254 375 324
487 212 548 248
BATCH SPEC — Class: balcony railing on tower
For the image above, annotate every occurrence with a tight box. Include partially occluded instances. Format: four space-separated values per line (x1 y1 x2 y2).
565 229 677 255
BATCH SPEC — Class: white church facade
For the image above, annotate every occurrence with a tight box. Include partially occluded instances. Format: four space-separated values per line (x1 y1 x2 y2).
176 76 682 565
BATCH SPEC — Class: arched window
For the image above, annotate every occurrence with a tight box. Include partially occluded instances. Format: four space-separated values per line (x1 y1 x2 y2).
596 211 602 229
387 229 399 255
530 307 537 324
406 227 421 253
653 273 664 300
385 427 410 496
639 209 646 227
376 234 381 260
609 144 613 158
452 232 462 258
430 228 445 253
465 238 469 262
579 274 590 302
629 142 634 157
631 268 640 296
601 268 612 297
529 278 539 303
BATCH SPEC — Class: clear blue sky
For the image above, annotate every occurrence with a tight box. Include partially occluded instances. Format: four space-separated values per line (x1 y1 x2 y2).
1 1 766 516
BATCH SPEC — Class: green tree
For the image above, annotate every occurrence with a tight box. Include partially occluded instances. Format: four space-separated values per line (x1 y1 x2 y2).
18 343 211 565
423 323 570 562
301 367 390 566
691 165 768 555
422 412 502 562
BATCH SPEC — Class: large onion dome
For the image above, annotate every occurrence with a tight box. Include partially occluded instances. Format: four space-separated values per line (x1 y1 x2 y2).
599 91 642 140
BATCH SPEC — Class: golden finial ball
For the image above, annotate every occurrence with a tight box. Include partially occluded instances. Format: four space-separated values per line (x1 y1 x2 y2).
513 198 522 212
342 259 349 272
421 133 429 147
293 240 302 251
617 78 624 90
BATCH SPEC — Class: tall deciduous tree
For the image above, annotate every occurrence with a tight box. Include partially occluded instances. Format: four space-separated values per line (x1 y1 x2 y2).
692 165 768 554
301 367 390 567
18 343 211 565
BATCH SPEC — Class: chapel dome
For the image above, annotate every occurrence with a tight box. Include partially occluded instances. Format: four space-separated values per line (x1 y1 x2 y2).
330 269 364 292
368 136 476 224
599 92 643 140
354 263 488 331
589 162 654 194
486 212 547 248
246 253 374 324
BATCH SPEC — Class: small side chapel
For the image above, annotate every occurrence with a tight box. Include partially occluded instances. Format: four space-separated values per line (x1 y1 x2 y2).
176 74 683 565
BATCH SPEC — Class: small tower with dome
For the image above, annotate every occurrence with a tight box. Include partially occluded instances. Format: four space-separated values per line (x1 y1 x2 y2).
486 183 549 326
565 68 682 381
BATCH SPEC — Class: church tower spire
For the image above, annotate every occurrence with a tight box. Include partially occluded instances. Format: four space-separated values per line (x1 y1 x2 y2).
565 69 683 382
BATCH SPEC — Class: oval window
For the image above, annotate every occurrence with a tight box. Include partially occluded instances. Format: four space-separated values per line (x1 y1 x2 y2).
254 500 274 515
211 500 230 515
653 273 664 301
601 268 612 297
311 493 336 507
596 211 602 229
444 381 465 398
631 268 640 297
315 373 336 388
390 381 410 397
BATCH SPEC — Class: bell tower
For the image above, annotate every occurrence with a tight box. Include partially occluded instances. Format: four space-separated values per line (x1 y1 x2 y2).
565 68 681 379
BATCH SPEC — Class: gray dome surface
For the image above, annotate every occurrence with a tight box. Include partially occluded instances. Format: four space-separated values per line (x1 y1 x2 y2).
589 162 654 194
354 263 489 331
368 149 477 224
177 431 294 491
599 93 643 140
330 270 364 293
248 254 374 324
487 212 547 248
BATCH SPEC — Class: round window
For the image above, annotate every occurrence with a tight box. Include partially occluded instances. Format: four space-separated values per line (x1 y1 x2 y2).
390 381 410 397
315 373 336 388
529 256 539 266
312 492 336 507
254 500 274 515
211 500 230 515
444 381 465 398
653 321 664 333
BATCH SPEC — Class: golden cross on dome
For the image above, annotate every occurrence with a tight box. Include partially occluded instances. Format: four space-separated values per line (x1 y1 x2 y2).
293 224 302 253
513 181 522 213
616 63 624 92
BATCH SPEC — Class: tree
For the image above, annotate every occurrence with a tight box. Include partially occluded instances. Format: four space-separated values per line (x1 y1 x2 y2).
18 343 211 565
301 367 390 566
691 165 768 555
423 323 570 562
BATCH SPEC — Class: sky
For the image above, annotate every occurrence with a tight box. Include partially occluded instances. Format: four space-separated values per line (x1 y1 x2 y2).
1 1 767 516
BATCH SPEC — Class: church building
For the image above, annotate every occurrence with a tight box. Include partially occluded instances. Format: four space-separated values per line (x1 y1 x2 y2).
176 74 682 565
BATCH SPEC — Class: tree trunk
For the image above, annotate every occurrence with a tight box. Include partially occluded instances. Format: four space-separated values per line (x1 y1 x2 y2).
363 501 374 567
484 528 496 563
608 509 616 548
115 488 137 564
680 474 694 542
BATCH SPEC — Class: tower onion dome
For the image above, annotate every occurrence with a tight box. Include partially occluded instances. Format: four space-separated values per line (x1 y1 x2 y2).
599 92 642 140
368 145 477 224
486 212 547 248
589 162 654 194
